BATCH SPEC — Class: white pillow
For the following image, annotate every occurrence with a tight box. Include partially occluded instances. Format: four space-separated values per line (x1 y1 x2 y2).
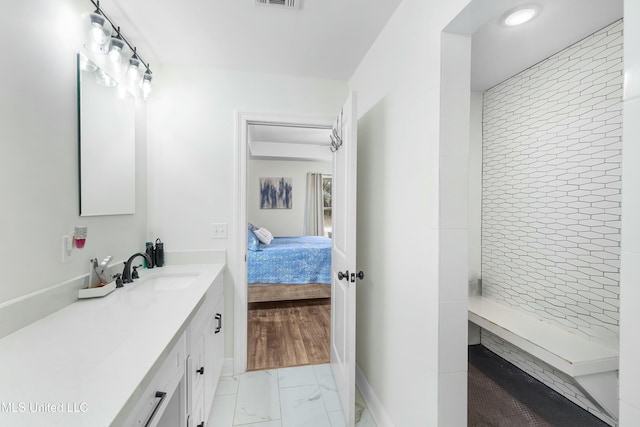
253 227 274 244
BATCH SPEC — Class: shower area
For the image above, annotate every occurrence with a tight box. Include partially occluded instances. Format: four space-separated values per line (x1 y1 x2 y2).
466 16 623 427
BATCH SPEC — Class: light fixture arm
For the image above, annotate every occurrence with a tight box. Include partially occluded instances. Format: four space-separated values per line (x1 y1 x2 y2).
89 0 152 76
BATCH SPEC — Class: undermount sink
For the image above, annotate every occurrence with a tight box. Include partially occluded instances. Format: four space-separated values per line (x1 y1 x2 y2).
127 273 199 292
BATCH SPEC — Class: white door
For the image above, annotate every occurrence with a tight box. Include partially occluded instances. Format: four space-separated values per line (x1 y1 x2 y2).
331 92 359 427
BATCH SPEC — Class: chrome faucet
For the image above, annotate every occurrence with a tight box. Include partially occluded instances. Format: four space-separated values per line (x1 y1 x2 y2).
122 252 152 284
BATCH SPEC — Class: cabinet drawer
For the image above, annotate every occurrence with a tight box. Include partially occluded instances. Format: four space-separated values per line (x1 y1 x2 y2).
189 275 223 341
125 333 186 427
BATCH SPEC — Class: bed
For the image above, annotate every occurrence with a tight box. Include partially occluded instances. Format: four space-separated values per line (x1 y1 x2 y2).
248 235 332 303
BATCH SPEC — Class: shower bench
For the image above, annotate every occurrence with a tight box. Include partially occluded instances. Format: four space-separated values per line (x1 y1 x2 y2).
468 295 619 420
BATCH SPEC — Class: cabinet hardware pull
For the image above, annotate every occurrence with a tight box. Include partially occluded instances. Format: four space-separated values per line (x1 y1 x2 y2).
215 313 222 334
143 391 166 427
197 367 204 375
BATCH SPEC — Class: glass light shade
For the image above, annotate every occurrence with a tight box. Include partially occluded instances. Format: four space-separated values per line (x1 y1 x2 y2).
108 36 133 74
128 56 143 83
108 37 126 63
95 69 117 88
82 12 112 54
140 71 152 99
78 53 98 72
128 56 141 73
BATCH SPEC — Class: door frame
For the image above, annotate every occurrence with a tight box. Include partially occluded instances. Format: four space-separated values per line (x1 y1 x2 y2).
234 111 335 374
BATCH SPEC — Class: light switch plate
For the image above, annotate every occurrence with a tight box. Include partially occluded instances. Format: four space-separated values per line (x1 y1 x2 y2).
211 223 228 239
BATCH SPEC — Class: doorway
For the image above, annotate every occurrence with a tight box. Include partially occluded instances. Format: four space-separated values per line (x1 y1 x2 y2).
234 112 335 374
235 94 359 426
245 128 334 370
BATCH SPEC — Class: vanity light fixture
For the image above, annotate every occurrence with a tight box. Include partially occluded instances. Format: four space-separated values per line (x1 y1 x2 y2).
82 0 153 98
83 11 111 53
141 70 153 99
128 50 141 74
502 5 540 26
108 28 127 64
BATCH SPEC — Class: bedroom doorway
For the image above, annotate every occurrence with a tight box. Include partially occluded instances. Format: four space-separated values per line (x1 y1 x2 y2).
235 111 336 373
237 94 359 425
246 153 333 370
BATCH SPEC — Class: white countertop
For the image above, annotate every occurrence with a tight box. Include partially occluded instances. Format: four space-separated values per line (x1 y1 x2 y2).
0 263 225 427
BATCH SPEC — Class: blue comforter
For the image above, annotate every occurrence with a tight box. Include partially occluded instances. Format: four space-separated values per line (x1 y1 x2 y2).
248 236 331 284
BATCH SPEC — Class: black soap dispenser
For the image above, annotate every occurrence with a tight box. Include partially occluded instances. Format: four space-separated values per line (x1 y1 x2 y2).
154 238 164 267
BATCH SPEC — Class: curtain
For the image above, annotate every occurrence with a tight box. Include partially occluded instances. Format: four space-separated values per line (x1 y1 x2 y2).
304 172 324 236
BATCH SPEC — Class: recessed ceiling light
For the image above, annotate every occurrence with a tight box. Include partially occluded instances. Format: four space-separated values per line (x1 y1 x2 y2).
502 5 540 26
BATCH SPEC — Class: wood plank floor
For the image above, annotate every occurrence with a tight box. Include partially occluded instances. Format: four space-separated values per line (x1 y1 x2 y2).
247 298 331 371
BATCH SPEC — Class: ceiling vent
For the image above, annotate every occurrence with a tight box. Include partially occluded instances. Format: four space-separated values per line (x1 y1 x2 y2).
255 0 300 10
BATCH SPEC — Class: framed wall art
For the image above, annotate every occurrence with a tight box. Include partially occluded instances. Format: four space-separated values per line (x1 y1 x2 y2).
259 177 293 209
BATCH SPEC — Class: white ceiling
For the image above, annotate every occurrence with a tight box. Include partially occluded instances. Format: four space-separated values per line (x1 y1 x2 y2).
471 0 623 90
104 0 624 158
107 0 624 88
108 0 403 81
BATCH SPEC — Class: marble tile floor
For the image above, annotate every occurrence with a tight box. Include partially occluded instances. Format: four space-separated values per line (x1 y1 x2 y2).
210 364 376 427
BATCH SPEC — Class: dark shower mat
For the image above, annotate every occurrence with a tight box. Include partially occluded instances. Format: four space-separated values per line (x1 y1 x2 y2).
468 345 610 427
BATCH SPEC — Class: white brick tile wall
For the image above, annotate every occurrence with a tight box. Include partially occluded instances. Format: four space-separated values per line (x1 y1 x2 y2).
480 20 623 424
482 20 623 340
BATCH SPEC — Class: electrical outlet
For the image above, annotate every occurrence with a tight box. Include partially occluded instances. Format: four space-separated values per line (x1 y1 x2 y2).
211 223 228 239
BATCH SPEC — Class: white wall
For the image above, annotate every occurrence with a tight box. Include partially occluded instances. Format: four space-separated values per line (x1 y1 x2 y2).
620 1 640 424
468 92 483 285
350 1 471 425
248 159 331 236
146 65 347 357
467 92 483 346
0 0 147 321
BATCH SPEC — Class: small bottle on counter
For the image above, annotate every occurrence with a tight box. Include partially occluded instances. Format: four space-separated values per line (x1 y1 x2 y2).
145 242 155 268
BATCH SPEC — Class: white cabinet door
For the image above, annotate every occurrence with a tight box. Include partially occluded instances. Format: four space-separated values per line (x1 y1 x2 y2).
188 274 224 426
204 289 224 421
212 295 225 391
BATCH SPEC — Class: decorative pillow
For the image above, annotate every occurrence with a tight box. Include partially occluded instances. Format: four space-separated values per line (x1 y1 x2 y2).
248 223 258 231
253 227 274 244
248 227 261 251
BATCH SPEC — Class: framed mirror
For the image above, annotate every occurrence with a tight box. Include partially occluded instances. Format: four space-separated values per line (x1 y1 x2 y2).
77 53 136 216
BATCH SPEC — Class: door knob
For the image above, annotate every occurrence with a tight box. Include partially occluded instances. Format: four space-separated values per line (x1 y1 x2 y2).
351 271 365 282
338 270 349 280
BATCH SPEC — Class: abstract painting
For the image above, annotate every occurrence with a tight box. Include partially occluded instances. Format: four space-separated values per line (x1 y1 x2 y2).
260 177 292 209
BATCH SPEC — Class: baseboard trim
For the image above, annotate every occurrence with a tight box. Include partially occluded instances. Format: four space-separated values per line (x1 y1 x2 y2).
356 363 394 427
222 358 234 377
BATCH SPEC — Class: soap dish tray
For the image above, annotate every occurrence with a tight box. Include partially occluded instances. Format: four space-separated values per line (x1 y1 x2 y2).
78 280 116 299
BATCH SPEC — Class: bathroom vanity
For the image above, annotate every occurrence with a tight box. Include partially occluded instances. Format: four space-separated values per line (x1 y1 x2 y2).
0 263 225 427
